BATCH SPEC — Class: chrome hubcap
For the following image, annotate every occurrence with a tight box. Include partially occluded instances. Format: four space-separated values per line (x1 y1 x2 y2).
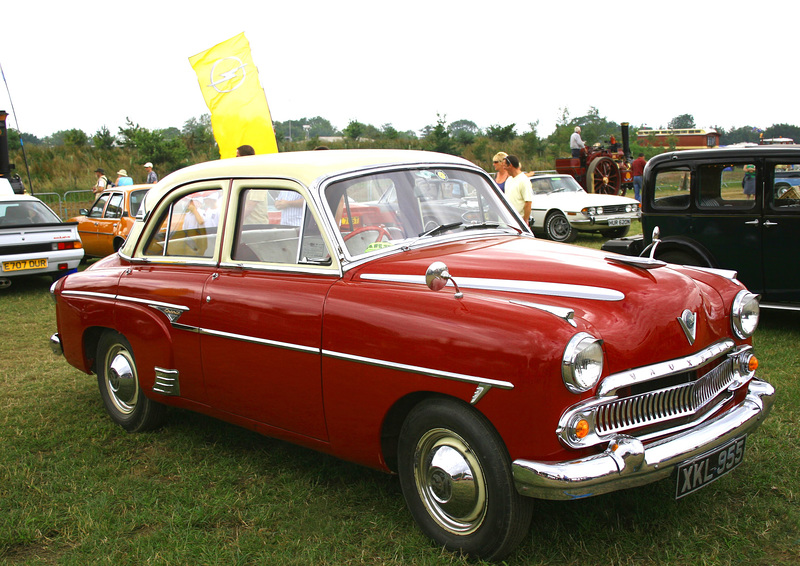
106 347 138 415
414 428 487 534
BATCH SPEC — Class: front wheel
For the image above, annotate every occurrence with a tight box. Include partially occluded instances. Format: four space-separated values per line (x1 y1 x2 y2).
397 398 533 561
544 211 577 242
96 332 167 432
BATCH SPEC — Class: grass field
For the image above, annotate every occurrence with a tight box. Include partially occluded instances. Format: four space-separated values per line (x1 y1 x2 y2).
1 234 798 565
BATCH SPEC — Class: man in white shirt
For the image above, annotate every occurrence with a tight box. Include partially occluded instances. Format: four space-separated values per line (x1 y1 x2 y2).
570 127 585 157
503 155 533 227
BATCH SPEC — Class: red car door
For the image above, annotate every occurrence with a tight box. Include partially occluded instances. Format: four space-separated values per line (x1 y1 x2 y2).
198 181 339 441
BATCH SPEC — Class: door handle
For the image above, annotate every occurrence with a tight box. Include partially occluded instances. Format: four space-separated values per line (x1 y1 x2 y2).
744 220 759 225
764 220 778 227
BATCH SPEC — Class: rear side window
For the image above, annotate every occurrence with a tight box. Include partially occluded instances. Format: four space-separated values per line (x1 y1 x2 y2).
697 163 757 210
652 168 691 210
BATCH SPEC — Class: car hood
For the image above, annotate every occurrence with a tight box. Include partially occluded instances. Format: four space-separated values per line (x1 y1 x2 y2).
351 235 738 371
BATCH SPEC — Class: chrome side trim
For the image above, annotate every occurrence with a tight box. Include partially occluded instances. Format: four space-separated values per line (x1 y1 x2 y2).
597 339 734 397
510 300 576 326
61 290 117 301
322 349 514 390
512 378 775 500
116 294 190 312
153 367 180 396
198 327 319 354
359 273 624 301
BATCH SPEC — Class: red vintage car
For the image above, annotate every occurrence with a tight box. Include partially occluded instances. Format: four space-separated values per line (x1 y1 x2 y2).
49 149 774 561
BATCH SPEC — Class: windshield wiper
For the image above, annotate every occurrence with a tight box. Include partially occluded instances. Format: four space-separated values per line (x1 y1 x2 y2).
462 222 500 230
418 221 462 238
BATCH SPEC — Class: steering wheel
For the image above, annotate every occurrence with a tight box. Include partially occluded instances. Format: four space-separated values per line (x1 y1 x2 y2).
342 225 393 243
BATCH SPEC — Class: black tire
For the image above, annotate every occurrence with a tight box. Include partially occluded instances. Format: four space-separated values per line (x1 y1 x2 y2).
657 249 704 266
600 225 630 238
397 398 533 561
544 211 577 242
113 237 125 252
96 331 167 432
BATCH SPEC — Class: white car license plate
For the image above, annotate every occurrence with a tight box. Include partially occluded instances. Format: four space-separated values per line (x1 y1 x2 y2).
2 258 48 272
676 436 746 499
608 218 631 227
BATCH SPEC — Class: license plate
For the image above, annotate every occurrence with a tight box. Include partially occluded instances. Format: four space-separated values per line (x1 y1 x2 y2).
2 258 48 272
676 436 746 499
608 218 631 227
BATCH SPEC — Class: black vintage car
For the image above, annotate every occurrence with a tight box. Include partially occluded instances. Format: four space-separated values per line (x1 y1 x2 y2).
602 146 800 310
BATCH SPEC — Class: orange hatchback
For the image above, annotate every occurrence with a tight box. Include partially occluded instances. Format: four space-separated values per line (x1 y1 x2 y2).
70 185 152 257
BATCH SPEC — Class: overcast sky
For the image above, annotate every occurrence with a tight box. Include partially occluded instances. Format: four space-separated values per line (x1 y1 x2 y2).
1 0 794 140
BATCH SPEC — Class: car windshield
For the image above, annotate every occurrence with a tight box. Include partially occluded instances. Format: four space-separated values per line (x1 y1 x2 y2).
324 167 520 257
530 175 584 195
0 201 61 225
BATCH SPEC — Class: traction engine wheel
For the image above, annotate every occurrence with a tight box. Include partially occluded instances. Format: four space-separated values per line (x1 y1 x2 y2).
586 156 623 195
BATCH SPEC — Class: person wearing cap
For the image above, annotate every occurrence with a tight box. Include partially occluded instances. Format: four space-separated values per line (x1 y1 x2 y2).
92 168 109 194
116 169 133 186
144 162 158 184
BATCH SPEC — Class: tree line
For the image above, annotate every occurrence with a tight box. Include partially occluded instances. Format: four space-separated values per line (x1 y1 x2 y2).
7 109 799 192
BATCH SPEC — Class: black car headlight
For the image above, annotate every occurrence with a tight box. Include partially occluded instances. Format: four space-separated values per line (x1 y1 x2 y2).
562 333 604 393
731 290 760 339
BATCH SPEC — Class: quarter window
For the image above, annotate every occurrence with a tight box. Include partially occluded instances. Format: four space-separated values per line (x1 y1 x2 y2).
143 189 222 258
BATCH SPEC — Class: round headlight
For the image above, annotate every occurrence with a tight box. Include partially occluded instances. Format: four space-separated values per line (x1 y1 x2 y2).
596 207 604 215
562 333 604 393
732 290 760 339
585 207 595 216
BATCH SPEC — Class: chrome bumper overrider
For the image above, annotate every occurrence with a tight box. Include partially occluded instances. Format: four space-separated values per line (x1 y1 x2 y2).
512 378 775 500
49 333 63 356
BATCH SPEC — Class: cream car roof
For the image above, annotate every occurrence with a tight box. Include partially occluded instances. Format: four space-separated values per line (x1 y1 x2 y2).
143 149 473 210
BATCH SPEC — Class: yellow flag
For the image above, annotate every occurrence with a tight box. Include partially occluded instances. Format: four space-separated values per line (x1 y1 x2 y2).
189 33 278 158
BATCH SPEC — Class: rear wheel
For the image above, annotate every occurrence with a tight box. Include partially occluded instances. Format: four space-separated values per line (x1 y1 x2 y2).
544 211 577 242
96 332 167 432
397 398 533 561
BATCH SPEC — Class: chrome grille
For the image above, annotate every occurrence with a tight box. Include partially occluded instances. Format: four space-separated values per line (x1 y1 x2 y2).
596 204 631 215
595 358 735 435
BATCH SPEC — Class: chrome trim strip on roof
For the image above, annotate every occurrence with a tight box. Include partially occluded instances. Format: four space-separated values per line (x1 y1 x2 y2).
322 349 514 390
597 339 735 397
359 273 624 301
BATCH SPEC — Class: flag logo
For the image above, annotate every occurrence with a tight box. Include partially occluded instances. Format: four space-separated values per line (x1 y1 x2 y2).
209 57 248 93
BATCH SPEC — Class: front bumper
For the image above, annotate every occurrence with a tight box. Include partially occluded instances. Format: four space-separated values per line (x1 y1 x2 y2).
570 215 638 230
512 378 775 500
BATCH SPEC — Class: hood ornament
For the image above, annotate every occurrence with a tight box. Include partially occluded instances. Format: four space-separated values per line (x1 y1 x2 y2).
678 309 697 345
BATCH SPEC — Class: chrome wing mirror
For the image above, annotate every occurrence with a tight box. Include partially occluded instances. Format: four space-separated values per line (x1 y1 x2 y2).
425 262 463 299
649 226 661 260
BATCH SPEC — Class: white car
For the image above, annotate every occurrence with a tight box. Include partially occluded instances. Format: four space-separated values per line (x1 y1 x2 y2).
0 193 84 289
528 174 640 242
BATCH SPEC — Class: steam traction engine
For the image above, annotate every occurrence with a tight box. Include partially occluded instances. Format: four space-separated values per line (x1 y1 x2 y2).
555 122 633 196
